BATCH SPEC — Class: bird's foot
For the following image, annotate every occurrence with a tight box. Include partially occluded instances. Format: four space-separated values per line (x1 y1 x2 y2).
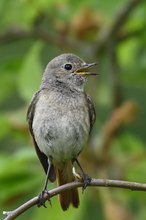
72 166 92 192
80 173 92 192
37 190 52 208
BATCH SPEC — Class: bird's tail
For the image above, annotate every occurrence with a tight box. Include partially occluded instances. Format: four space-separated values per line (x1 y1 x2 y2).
56 161 79 211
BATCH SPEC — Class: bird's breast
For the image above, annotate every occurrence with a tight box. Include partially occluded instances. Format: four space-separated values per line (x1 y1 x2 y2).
32 90 90 162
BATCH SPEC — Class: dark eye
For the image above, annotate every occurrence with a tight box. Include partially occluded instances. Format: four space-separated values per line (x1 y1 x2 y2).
64 63 72 70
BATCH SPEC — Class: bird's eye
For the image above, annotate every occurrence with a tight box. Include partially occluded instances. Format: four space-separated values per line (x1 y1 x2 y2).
64 63 72 70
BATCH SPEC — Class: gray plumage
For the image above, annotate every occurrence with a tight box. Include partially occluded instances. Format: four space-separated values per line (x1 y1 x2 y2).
27 53 96 210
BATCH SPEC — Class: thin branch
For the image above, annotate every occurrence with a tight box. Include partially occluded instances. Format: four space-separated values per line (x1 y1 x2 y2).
94 0 141 54
117 27 145 42
0 28 78 50
0 0 142 53
108 40 122 108
98 101 138 153
3 178 146 220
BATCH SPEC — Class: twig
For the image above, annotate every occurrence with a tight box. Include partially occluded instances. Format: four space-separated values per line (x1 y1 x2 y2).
108 40 122 108
99 101 138 153
3 178 146 220
0 0 142 53
117 27 145 42
95 0 141 53
0 28 78 50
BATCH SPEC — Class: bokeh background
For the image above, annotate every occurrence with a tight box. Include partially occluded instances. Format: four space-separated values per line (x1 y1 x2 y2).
0 0 146 219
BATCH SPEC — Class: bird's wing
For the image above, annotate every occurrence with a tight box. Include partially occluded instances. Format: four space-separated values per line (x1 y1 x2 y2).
27 90 56 182
86 94 96 133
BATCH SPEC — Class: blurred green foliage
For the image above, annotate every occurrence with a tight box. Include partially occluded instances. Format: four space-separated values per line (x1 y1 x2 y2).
0 0 146 219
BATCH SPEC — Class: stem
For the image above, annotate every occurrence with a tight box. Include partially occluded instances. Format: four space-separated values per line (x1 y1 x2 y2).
3 178 146 220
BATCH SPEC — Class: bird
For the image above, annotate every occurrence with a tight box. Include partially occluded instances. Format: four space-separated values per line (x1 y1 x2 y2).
27 53 96 211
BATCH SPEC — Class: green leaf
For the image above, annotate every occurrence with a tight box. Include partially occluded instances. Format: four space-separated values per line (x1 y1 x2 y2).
0 115 11 139
118 39 139 66
0 149 41 200
18 42 43 102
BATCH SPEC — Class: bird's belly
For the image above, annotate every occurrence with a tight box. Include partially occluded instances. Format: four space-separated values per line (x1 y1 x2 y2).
33 115 89 163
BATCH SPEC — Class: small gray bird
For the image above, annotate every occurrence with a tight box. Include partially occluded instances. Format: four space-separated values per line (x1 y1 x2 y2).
27 53 96 211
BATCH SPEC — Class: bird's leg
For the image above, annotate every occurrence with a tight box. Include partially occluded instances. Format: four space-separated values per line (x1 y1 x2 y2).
38 162 52 208
73 158 92 191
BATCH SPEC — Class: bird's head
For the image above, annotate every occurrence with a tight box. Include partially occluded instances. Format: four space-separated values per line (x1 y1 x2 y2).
41 53 97 91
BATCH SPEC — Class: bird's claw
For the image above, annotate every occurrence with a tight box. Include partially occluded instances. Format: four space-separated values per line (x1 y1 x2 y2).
80 173 92 193
37 190 52 208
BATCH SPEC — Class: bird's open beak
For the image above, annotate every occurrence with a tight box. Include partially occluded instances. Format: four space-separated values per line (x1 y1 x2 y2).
74 62 97 76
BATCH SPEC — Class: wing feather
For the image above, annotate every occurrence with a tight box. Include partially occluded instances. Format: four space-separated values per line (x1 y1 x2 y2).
86 94 96 133
27 90 56 182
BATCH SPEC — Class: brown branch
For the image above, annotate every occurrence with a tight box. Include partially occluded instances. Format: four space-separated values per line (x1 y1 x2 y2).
0 0 142 53
0 28 78 50
117 27 145 42
100 101 138 152
3 178 146 220
94 0 141 54
108 40 122 108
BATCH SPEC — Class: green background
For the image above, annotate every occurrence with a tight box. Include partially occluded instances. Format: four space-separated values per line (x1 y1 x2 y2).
0 0 146 219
